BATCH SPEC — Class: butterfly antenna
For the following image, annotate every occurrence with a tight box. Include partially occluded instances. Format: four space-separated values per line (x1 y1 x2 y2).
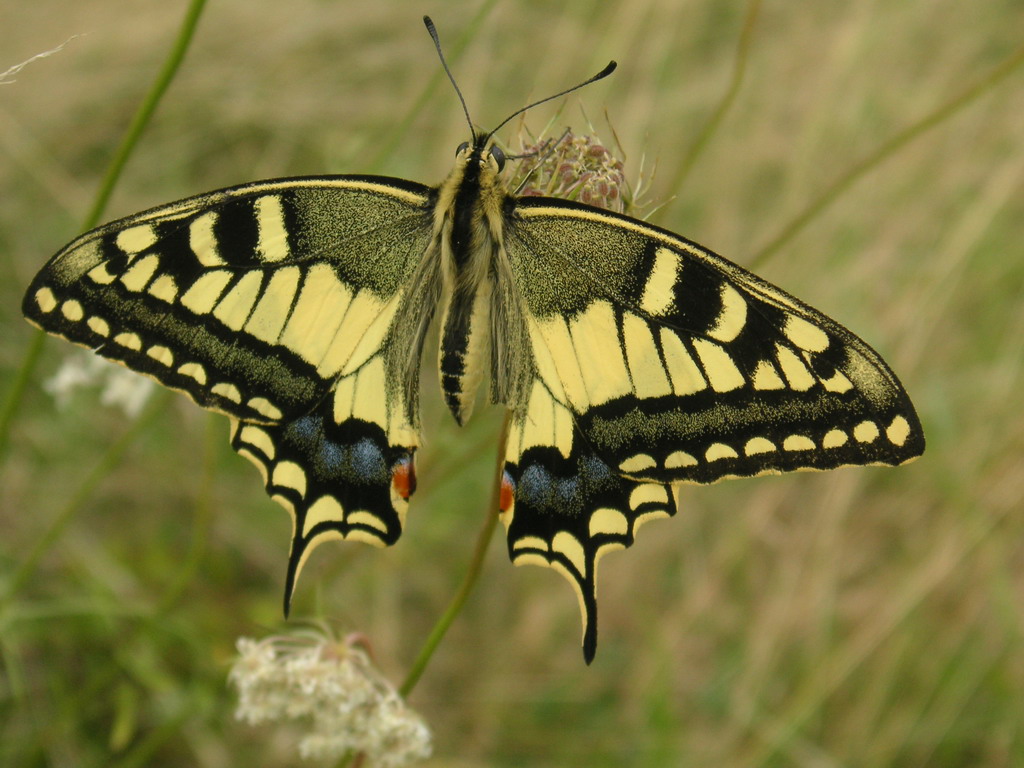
485 61 617 143
424 16 476 143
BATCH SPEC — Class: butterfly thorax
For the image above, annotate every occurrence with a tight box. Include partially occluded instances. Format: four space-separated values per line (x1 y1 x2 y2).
435 141 509 425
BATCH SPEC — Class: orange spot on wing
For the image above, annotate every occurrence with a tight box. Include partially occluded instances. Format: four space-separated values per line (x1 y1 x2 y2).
391 456 416 499
499 470 515 512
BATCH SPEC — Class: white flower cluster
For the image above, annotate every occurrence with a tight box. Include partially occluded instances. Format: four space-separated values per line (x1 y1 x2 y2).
45 352 153 417
230 632 432 766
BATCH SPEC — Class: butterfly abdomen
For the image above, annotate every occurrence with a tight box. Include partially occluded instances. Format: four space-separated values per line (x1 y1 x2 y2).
436 143 506 425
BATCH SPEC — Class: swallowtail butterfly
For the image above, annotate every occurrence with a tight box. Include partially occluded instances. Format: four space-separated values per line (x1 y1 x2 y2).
23 17 924 662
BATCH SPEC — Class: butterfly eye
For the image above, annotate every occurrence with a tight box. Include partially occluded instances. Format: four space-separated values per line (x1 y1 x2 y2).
489 144 506 171
456 141 470 156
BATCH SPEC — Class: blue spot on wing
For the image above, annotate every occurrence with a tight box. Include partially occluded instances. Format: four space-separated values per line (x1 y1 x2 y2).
279 414 391 487
516 448 619 518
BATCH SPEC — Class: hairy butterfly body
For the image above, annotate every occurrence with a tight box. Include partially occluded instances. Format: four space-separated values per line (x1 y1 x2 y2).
23 18 923 663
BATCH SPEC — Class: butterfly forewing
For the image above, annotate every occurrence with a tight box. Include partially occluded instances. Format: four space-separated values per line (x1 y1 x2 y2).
24 176 436 601
504 197 924 481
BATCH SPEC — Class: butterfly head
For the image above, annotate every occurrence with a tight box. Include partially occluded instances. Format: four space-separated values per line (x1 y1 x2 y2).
455 139 506 173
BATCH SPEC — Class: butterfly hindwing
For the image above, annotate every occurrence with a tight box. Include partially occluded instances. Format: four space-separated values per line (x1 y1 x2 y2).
501 381 677 662
230 382 417 611
24 176 435 601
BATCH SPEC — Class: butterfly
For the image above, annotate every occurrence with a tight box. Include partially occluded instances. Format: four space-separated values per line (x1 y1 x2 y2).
22 17 924 663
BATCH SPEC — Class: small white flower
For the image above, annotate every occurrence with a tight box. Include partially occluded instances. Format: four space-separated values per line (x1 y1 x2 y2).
230 629 432 766
44 351 153 417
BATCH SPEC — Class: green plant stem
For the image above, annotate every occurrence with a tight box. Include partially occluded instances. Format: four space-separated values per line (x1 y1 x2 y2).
0 394 168 611
0 0 209 466
155 411 215 614
398 413 510 698
751 40 1024 269
668 0 761 195
0 331 44 465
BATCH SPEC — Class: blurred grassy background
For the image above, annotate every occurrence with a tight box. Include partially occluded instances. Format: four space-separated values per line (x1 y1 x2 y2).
2 0 1023 765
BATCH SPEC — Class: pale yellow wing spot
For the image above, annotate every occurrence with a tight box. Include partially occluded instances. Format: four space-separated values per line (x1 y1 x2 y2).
347 511 390 534
255 195 290 262
782 434 815 451
691 339 744 392
512 536 550 553
120 254 159 292
568 300 632 406
211 382 242 403
783 314 830 353
820 369 854 393
822 429 848 448
273 460 308 500
619 453 656 473
189 211 225 267
622 313 672 398
178 362 207 385
776 344 816 391
61 300 84 322
87 316 110 336
180 270 233 315
886 415 911 446
707 283 747 343
588 508 630 537
705 443 738 461
148 274 179 303
116 224 157 254
659 329 707 396
853 420 880 443
87 263 117 285
629 483 669 509
244 265 301 344
280 263 353 368
752 360 786 390
113 332 142 350
213 271 264 331
301 494 344 537
664 450 698 469
247 397 283 421
238 425 276 460
35 287 57 313
552 531 587 575
744 437 776 456
146 345 174 366
639 246 679 315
